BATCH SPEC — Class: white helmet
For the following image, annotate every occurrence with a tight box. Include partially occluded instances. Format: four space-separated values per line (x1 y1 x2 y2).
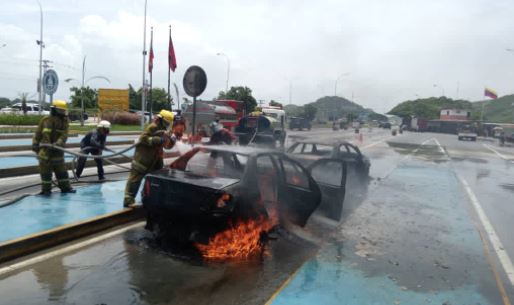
97 120 111 129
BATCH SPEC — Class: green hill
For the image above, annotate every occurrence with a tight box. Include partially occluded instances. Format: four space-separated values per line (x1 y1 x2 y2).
472 95 514 123
388 97 473 120
286 96 386 122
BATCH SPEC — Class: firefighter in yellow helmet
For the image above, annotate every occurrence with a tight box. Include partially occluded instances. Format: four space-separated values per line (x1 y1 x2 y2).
123 109 176 207
32 100 75 195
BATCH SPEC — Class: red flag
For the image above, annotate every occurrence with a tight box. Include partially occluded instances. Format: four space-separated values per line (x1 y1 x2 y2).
168 30 177 72
148 30 154 73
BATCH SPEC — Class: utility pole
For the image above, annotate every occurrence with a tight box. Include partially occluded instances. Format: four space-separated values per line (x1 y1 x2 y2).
140 0 148 129
41 60 52 105
217 52 230 92
37 1 44 114
80 56 86 126
289 81 292 105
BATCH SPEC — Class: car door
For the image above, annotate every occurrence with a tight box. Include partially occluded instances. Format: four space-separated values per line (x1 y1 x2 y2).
274 155 321 227
308 159 347 221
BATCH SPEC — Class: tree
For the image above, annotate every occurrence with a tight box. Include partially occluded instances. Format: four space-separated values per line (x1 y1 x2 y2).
218 86 257 113
0 97 11 108
302 103 317 121
18 92 29 114
70 86 98 109
148 88 172 112
269 100 283 108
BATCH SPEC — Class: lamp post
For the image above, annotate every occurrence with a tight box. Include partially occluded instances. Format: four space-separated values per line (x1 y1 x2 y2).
433 84 445 97
334 73 350 96
217 52 230 92
36 1 44 114
65 58 110 127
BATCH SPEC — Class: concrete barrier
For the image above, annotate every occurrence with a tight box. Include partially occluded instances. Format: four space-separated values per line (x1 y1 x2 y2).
0 207 144 264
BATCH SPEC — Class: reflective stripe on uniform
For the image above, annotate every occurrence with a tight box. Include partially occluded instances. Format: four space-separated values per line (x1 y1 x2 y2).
131 160 148 174
42 128 52 133
57 178 69 183
41 180 52 185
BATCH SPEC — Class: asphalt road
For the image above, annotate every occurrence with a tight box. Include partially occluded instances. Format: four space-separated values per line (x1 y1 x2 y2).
1 128 513 304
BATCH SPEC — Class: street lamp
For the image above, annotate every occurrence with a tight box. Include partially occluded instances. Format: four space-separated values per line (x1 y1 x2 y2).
217 52 230 92
334 73 350 96
433 84 445 97
65 56 110 126
36 1 44 114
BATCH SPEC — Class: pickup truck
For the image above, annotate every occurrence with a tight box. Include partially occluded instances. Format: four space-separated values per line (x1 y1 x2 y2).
458 125 477 141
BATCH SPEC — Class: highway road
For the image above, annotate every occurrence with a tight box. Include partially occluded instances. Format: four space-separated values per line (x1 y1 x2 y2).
0 128 513 305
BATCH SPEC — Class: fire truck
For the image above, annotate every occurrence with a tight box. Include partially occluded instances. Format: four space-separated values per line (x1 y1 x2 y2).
183 100 245 135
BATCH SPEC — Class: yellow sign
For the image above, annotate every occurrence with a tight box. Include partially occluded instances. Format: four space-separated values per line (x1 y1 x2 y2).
98 89 129 111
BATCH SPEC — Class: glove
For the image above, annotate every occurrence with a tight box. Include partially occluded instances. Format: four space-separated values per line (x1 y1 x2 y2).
54 139 65 147
169 134 177 144
151 136 163 145
32 143 40 153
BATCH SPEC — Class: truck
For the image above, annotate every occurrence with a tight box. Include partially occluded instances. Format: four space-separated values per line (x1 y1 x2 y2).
235 111 287 148
183 101 239 136
289 117 311 130
457 124 478 141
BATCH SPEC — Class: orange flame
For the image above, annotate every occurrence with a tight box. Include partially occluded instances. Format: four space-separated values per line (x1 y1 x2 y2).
195 215 276 261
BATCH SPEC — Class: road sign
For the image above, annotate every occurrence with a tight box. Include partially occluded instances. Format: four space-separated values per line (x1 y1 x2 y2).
98 89 129 111
42 69 58 95
183 65 207 98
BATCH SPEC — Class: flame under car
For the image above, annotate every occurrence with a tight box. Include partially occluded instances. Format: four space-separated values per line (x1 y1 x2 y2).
142 146 321 247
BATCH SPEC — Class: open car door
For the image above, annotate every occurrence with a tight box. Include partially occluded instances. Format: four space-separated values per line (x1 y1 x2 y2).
308 159 347 221
274 156 321 227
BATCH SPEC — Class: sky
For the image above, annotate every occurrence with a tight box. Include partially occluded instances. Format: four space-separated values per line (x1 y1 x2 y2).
1 0 514 113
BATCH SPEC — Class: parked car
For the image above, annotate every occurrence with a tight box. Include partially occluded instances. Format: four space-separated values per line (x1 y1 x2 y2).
68 109 89 122
142 145 322 243
286 140 369 220
289 117 311 130
0 103 49 115
287 140 370 178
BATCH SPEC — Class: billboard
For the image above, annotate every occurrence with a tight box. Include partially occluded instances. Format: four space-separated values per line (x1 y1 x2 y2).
98 89 129 111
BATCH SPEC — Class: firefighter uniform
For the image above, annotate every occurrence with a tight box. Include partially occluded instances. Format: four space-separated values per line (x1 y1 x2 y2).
123 110 175 207
32 100 75 195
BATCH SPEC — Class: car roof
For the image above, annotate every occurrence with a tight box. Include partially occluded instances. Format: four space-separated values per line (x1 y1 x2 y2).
194 144 279 156
289 138 354 147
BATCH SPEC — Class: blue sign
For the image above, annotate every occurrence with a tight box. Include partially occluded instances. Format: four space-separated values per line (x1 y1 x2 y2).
42 69 59 95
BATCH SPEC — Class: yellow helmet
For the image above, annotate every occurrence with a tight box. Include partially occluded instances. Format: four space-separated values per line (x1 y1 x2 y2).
158 110 174 125
51 100 68 110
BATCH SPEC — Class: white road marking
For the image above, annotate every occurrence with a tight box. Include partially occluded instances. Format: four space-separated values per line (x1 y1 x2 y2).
458 176 514 286
0 222 144 276
432 137 514 286
361 139 384 149
483 143 512 161
432 138 446 155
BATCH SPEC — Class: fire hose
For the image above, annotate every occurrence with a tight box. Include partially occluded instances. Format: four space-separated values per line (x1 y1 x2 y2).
0 130 177 207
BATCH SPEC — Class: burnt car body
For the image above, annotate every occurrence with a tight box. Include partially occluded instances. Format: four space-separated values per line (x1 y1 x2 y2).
286 140 371 221
142 145 321 243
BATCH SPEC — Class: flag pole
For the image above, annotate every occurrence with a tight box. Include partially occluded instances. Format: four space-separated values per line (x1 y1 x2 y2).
149 26 153 121
168 25 171 110
140 0 147 130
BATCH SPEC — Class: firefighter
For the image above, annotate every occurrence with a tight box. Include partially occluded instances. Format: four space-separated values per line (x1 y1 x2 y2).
32 100 75 195
172 110 186 139
75 120 111 180
208 121 235 145
123 110 176 207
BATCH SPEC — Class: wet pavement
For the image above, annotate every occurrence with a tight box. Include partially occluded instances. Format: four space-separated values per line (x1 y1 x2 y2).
1 129 514 304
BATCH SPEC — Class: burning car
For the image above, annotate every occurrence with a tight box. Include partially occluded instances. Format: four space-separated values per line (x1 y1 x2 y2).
142 145 321 259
